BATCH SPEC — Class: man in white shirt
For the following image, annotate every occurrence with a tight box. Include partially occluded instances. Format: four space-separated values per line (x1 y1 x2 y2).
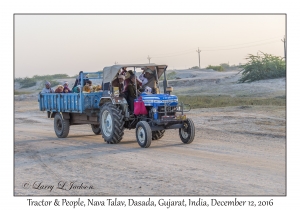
41 81 55 93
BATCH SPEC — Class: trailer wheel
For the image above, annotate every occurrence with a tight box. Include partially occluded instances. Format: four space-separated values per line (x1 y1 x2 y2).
136 121 152 148
100 103 124 144
179 118 195 144
91 124 101 135
54 113 70 138
152 130 165 140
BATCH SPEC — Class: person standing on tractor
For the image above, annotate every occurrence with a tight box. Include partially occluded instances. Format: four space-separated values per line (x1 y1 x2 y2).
112 74 126 97
127 74 141 112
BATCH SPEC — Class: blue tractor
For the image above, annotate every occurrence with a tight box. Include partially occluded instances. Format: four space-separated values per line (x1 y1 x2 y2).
38 64 195 148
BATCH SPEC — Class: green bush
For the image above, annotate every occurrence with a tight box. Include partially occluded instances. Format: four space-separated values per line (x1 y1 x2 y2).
189 66 200 69
19 77 36 88
239 52 286 83
206 65 224 72
32 74 71 81
220 63 230 69
15 74 74 88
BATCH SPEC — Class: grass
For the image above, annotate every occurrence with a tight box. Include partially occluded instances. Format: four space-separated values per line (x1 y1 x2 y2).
14 91 32 95
177 95 286 109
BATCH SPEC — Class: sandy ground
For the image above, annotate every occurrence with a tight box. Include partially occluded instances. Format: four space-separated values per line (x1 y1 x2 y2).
14 69 286 196
14 101 285 196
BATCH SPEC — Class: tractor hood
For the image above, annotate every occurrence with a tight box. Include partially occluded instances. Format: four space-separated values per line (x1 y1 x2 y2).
139 93 178 106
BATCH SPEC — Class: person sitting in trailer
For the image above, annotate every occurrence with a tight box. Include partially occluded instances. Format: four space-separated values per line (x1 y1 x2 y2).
72 85 81 93
41 81 55 93
72 71 90 89
55 85 64 93
82 80 92 93
63 81 72 93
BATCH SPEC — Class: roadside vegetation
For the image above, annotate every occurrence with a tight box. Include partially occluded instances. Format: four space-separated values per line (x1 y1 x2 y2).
239 52 286 83
206 65 224 72
15 74 76 88
14 90 32 95
178 95 286 109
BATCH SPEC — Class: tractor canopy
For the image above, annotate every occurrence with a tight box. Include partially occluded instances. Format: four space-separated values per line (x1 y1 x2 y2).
102 63 168 84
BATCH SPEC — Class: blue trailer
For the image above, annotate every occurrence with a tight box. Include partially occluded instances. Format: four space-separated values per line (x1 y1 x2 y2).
39 64 195 148
38 71 103 137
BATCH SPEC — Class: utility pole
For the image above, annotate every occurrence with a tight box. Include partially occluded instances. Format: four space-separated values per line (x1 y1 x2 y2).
281 35 286 60
114 61 118 65
196 47 201 69
147 55 151 63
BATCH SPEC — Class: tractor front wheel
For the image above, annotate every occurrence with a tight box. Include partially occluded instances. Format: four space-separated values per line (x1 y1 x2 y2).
136 121 152 148
179 118 195 144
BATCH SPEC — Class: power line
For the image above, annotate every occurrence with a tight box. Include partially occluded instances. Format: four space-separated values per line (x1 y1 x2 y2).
151 47 198 57
152 50 195 58
129 37 282 63
199 36 282 49
151 40 281 59
151 40 279 58
202 40 280 52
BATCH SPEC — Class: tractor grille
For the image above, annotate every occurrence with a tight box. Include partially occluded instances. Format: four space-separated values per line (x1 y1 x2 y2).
158 106 177 113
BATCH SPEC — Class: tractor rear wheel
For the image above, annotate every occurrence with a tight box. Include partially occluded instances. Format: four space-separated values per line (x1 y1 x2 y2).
54 113 70 138
100 103 124 144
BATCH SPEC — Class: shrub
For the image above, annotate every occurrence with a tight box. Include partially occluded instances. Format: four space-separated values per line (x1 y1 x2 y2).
15 74 74 88
239 52 286 83
220 63 230 69
32 74 71 81
206 65 224 72
19 77 36 88
189 66 200 69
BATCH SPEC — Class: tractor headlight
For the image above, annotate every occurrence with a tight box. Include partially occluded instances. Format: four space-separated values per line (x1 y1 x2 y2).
166 86 173 92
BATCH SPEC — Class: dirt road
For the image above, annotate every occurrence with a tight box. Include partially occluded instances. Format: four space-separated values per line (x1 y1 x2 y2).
14 100 285 196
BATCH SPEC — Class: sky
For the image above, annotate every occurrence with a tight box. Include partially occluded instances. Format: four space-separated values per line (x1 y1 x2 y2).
14 14 285 78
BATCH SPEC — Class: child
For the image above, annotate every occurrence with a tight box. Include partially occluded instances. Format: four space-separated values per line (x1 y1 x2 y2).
63 81 72 93
55 85 64 93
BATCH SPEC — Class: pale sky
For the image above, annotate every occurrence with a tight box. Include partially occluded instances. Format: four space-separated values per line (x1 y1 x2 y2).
15 14 285 78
